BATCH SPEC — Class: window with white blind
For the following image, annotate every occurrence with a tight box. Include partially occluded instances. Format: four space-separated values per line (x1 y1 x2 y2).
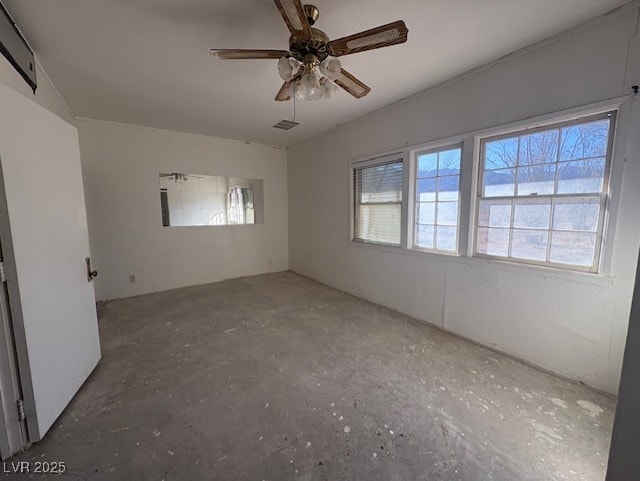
352 156 403 246
475 112 615 272
412 145 462 252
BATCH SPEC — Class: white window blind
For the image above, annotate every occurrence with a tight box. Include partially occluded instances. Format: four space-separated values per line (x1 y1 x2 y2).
475 112 614 272
353 157 403 246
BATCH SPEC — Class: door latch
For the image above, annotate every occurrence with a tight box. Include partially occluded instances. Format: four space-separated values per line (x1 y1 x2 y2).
86 257 98 282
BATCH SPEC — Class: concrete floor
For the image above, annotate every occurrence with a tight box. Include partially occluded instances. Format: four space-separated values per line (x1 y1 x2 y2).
9 272 614 480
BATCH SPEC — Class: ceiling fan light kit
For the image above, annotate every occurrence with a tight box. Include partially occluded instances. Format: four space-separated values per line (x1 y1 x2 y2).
280 53 338 101
210 1 408 102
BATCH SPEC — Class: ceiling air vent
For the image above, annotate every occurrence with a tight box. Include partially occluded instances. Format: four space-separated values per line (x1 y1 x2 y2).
272 119 300 130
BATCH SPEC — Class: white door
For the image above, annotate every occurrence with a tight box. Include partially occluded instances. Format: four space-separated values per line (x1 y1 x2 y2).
0 83 101 444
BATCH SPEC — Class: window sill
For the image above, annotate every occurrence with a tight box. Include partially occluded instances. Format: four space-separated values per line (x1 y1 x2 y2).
465 255 613 286
349 239 614 287
349 239 462 262
351 239 402 249
410 245 460 257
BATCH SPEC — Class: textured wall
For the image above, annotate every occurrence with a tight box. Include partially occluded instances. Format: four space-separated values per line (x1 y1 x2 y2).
78 119 288 301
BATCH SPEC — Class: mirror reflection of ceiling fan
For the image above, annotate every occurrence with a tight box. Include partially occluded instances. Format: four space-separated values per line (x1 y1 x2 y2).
159 173 204 183
210 1 408 102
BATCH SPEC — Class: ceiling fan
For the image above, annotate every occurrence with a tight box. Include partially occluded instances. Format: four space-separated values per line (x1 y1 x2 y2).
210 0 408 102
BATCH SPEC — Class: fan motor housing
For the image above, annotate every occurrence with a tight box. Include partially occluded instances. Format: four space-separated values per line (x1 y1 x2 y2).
289 28 330 62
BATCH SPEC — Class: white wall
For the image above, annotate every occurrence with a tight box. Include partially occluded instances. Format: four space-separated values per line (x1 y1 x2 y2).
77 119 288 301
287 4 640 395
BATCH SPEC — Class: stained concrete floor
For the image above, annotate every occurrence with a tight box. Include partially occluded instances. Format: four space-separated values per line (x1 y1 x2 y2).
8 272 615 480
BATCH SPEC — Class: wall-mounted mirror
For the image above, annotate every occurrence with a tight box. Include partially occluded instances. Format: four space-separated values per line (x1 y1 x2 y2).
159 173 264 227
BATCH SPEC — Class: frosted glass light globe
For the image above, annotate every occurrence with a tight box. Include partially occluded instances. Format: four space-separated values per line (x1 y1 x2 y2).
320 58 341 81
278 57 300 81
300 72 317 89
320 77 338 98
309 87 324 101
300 72 321 100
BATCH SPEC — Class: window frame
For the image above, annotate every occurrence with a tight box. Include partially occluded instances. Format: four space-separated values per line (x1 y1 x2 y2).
473 111 617 273
346 97 626 279
350 152 405 247
409 142 464 255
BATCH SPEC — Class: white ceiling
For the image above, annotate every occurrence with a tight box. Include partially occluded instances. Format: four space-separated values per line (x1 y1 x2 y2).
4 0 628 147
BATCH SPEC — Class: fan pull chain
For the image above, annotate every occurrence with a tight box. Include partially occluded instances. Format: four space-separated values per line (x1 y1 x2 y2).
292 91 297 122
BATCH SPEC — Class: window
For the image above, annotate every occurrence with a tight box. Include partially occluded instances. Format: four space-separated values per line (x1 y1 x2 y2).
352 156 403 246
412 145 462 252
475 112 614 272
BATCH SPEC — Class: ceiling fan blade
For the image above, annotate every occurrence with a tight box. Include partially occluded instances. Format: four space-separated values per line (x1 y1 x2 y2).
273 0 312 40
210 49 289 60
326 20 408 57
334 69 371 99
275 81 292 101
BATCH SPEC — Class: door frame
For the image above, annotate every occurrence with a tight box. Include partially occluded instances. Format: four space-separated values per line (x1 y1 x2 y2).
0 155 33 457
